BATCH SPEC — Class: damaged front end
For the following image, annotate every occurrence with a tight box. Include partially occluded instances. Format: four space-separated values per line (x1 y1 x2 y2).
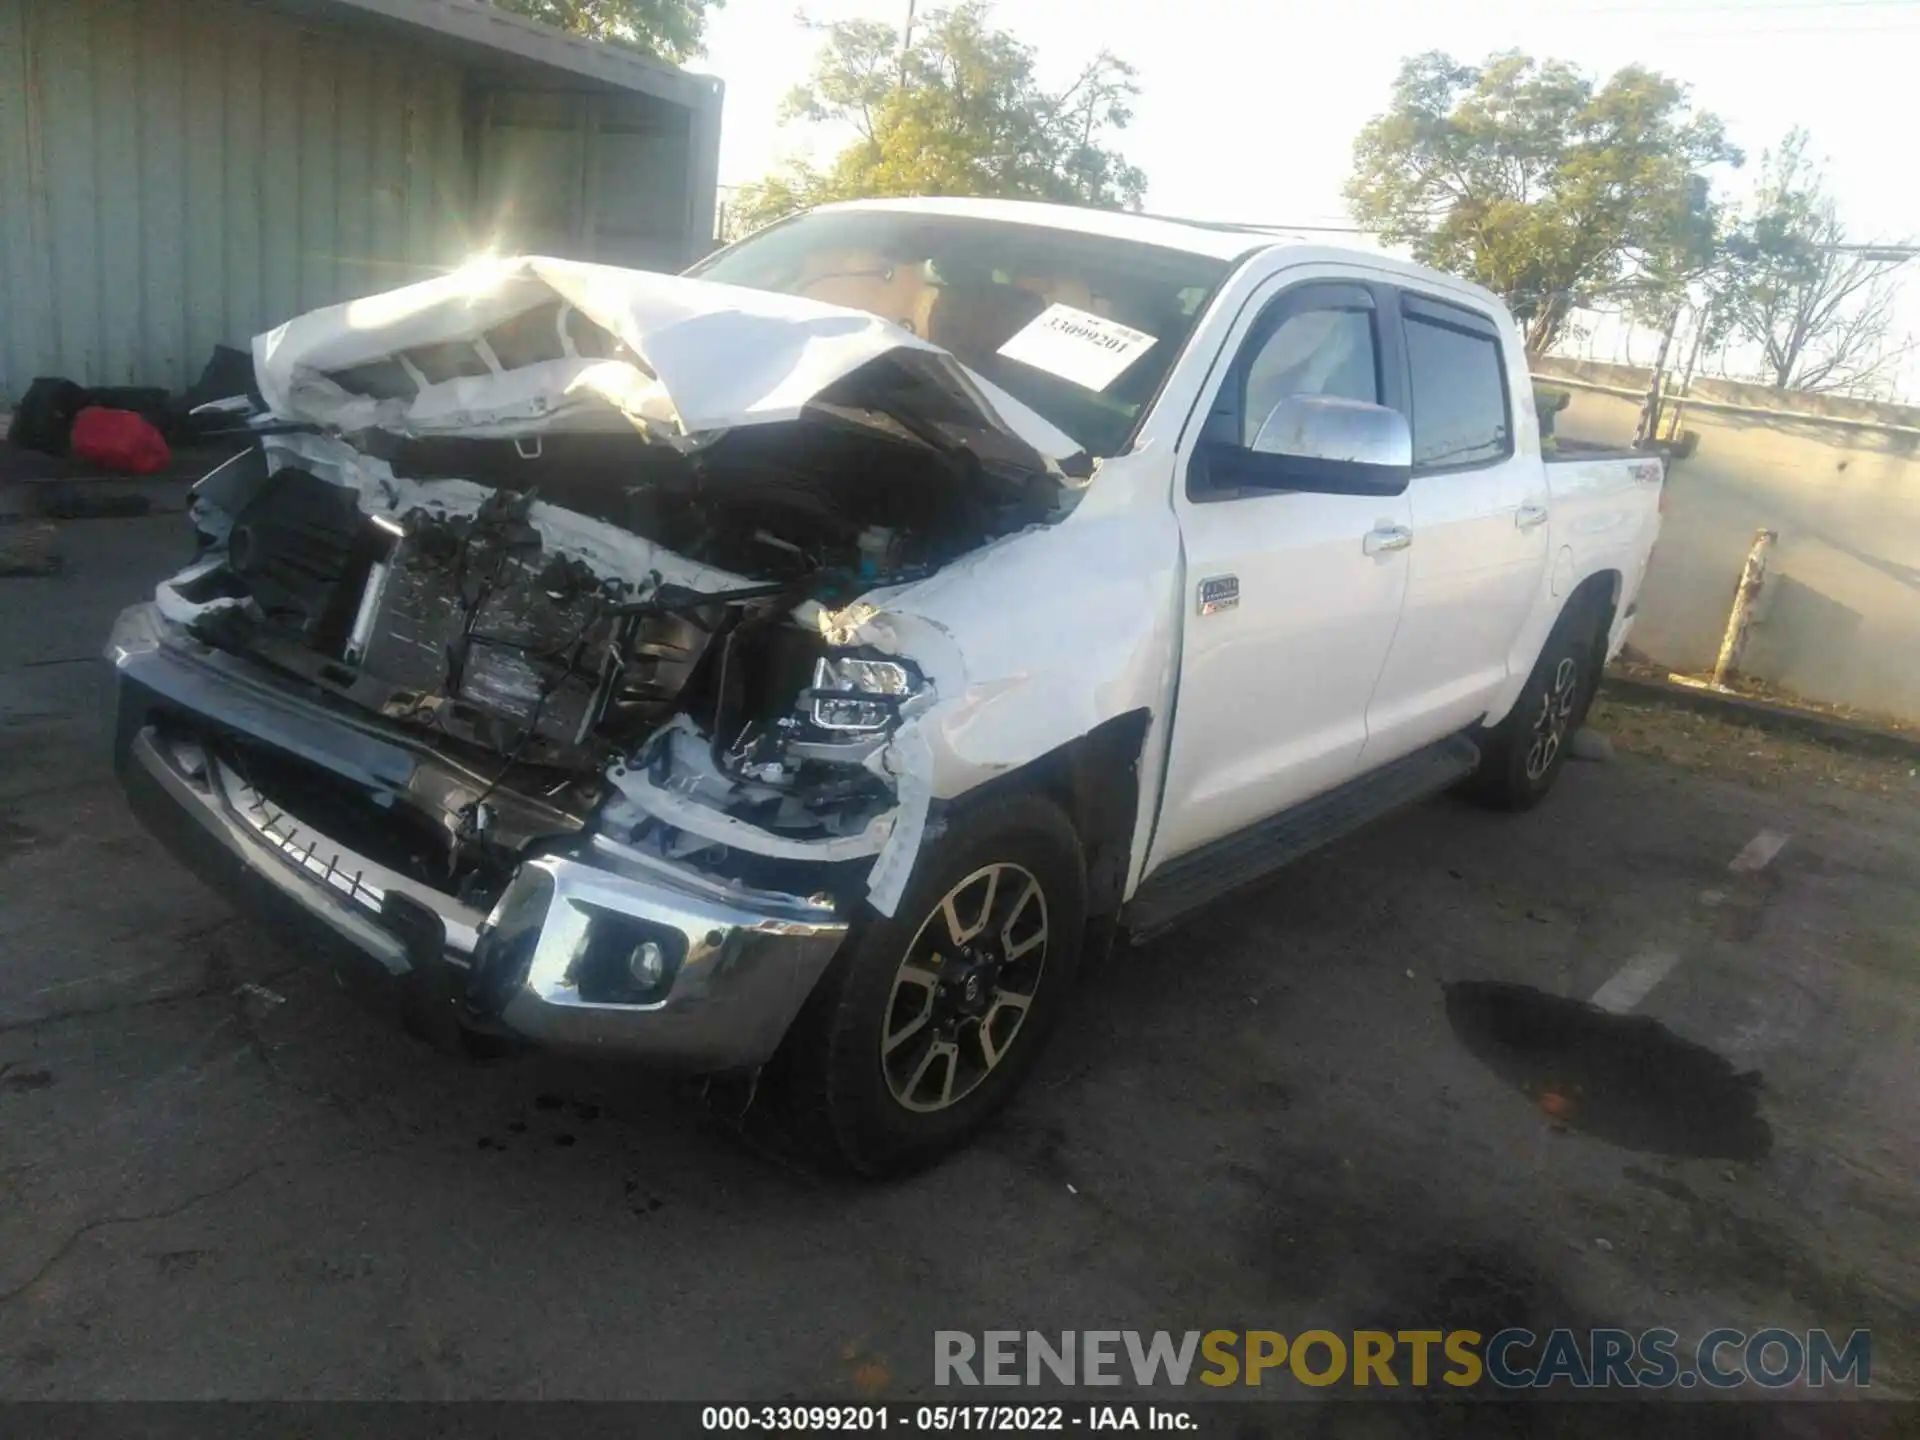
109 257 1078 1065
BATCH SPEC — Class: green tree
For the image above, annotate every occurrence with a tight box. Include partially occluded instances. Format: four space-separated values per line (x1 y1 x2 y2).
1345 51 1739 355
489 0 720 65
1716 129 1913 395
728 3 1146 236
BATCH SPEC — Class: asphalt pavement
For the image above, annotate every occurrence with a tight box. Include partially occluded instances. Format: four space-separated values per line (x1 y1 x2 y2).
2 516 1917 1428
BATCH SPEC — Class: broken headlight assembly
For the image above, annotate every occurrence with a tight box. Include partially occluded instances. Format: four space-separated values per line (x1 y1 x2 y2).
695 647 926 802
808 656 920 732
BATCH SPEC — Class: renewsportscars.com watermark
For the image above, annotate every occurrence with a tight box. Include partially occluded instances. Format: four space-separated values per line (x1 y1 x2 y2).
935 1328 1871 1390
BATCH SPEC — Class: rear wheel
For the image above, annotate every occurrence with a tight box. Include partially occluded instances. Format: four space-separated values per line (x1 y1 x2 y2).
777 793 1086 1176
1469 599 1605 811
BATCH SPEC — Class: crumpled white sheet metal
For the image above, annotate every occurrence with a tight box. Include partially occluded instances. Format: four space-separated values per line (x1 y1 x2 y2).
251 255 1082 464
602 717 900 865
256 430 758 597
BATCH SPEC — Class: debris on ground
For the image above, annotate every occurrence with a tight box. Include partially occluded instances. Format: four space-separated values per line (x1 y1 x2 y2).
1726 675 1920 736
1591 693 1920 797
1612 652 1918 737
8 363 247 461
7 378 89 454
1568 728 1615 762
37 488 151 520
9 377 177 458
68 407 172 475
0 521 60 577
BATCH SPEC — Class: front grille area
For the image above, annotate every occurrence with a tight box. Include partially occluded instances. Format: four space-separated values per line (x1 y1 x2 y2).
216 758 394 920
215 738 459 893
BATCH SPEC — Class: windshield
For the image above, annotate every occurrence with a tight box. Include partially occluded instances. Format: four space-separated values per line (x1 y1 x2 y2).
689 210 1231 458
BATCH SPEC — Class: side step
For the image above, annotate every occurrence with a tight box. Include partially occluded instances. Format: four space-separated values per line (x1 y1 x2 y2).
1122 732 1481 944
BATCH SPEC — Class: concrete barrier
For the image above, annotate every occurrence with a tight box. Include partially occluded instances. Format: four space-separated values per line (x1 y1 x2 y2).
1534 357 1920 724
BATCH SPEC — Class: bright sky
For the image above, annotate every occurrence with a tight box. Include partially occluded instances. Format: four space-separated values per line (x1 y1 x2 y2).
697 0 1920 389
702 0 1917 233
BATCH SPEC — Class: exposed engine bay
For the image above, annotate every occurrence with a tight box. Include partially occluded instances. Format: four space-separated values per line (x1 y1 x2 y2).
159 260 1086 912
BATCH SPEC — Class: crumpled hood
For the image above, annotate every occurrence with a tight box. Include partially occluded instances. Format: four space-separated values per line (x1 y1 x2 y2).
252 255 1084 474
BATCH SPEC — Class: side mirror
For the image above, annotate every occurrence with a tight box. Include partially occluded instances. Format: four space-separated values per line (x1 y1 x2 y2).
1205 394 1412 497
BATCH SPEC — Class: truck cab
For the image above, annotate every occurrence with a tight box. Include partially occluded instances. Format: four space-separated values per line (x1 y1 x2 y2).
107 198 1663 1173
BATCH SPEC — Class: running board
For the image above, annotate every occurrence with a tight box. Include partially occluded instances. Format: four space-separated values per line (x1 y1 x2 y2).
1123 733 1481 944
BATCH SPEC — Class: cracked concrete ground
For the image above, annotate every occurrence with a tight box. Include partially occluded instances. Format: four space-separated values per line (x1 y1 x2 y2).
2 517 1918 1424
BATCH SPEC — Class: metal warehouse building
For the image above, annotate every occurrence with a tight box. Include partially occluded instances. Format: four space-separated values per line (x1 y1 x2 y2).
0 0 723 398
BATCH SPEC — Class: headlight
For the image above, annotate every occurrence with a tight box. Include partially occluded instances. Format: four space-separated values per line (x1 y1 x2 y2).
809 656 918 732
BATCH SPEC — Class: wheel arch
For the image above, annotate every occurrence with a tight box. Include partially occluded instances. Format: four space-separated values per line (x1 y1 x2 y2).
1486 566 1623 735
1568 567 1622 629
928 709 1151 927
1568 567 1623 675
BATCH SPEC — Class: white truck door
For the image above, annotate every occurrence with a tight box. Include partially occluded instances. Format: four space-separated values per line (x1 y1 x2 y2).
1148 276 1413 871
1361 290 1549 765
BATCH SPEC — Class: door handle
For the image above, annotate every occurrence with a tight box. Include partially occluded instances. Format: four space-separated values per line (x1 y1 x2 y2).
1516 504 1550 530
1363 525 1413 556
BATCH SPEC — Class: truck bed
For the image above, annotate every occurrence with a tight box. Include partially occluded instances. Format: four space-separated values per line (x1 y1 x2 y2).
1541 445 1665 661
1545 438 1652 462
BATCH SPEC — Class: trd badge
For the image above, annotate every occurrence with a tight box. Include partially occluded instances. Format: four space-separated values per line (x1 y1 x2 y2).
1198 575 1240 616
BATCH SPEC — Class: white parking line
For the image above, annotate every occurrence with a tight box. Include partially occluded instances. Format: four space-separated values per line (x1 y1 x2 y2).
1589 829 1793 1014
1728 829 1791 874
1591 947 1683 1014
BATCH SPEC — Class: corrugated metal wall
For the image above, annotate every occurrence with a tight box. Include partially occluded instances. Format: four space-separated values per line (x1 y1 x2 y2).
477 88 694 272
0 0 473 397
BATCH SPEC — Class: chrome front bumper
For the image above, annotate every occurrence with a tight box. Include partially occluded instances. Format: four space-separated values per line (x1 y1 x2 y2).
109 603 849 1070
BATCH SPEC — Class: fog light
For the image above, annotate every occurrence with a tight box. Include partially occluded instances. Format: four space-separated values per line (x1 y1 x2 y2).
628 940 667 989
568 908 685 1005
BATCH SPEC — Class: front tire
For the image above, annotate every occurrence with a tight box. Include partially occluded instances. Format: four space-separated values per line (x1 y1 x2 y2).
1469 600 1604 811
778 793 1086 1176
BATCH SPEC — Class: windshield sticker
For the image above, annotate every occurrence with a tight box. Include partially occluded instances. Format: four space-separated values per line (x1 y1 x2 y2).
996 304 1157 392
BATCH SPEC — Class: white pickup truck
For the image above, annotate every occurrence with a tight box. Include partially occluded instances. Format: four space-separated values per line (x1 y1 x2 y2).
107 198 1663 1173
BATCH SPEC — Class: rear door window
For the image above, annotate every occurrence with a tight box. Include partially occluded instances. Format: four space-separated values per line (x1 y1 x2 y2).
1401 298 1511 470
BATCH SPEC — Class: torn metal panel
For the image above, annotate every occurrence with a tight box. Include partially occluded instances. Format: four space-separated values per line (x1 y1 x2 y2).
601 717 898 863
793 450 1188 908
152 424 1176 918
816 456 1186 798
153 252 1181 925
863 721 933 917
253 256 1083 469
257 430 759 597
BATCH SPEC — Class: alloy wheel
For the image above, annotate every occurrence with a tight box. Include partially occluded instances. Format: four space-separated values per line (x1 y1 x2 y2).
880 862 1049 1113
1525 655 1581 781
